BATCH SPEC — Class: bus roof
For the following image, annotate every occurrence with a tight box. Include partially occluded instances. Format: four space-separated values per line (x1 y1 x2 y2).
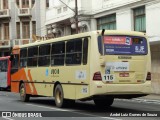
14 30 147 49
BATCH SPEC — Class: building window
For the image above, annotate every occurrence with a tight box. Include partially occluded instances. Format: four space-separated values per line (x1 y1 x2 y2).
16 22 20 39
46 0 49 8
4 23 9 40
133 6 146 32
32 0 35 7
16 0 20 7
3 0 8 9
57 8 62 14
22 22 30 39
63 7 67 12
97 14 116 30
22 0 29 8
32 21 36 35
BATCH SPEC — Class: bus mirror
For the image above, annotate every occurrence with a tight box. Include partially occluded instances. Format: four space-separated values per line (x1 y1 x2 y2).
10 54 14 61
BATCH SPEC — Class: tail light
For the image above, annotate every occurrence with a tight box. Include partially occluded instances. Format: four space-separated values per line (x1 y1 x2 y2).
93 72 102 81
146 72 151 80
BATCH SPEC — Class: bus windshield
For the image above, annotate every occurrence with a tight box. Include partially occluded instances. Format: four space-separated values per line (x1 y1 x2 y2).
98 36 148 55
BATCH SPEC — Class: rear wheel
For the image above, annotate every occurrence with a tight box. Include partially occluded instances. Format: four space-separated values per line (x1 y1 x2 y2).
54 84 66 108
54 84 75 108
20 83 30 102
94 98 114 108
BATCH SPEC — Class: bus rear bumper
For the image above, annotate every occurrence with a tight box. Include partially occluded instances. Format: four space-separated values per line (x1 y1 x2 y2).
91 81 152 97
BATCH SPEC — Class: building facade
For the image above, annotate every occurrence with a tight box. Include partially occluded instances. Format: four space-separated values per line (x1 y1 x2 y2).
0 0 46 56
45 0 160 93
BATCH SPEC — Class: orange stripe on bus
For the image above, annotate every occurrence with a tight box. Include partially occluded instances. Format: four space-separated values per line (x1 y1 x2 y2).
11 68 37 95
27 69 37 95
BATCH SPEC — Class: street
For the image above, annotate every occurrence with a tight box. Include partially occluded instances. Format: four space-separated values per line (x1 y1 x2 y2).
0 91 160 120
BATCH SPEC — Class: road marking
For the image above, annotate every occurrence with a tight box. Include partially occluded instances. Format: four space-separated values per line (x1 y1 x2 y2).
1 117 14 120
101 117 122 120
116 98 160 105
26 103 121 120
134 98 160 103
26 103 67 111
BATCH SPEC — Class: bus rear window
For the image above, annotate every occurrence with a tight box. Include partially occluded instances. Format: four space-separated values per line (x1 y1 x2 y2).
98 36 148 55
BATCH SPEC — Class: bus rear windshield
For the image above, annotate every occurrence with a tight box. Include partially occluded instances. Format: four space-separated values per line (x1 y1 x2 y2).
98 36 148 55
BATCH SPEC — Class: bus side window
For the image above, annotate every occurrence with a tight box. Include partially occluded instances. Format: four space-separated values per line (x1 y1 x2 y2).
51 42 65 66
66 39 82 65
83 38 88 65
27 46 38 67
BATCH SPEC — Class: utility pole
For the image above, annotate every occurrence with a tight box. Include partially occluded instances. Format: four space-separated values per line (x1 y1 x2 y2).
75 0 78 34
59 0 78 34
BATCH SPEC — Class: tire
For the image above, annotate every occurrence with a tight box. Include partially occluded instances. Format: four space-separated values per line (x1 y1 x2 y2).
19 83 30 102
94 98 114 108
54 84 67 108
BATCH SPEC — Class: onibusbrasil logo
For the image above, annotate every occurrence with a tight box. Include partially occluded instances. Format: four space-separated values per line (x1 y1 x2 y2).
2 112 42 118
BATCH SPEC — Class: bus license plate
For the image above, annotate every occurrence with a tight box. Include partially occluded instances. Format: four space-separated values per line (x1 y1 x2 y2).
119 73 129 77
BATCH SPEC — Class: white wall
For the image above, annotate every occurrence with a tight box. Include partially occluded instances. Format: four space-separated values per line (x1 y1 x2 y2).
116 9 133 31
46 8 74 25
80 0 92 14
46 0 101 25
46 0 83 25
146 2 160 42
91 0 141 14
39 0 46 36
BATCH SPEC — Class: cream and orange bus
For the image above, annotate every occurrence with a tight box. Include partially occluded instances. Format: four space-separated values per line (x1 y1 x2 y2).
10 30 152 108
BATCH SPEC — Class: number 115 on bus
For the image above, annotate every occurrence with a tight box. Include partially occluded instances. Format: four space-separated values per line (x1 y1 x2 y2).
102 74 115 82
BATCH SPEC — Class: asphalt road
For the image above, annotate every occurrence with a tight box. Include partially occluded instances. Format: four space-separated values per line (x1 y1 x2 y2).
0 91 160 120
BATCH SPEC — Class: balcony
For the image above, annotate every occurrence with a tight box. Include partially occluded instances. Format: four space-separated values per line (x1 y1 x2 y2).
0 9 10 18
13 39 31 46
18 8 31 17
0 40 10 48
